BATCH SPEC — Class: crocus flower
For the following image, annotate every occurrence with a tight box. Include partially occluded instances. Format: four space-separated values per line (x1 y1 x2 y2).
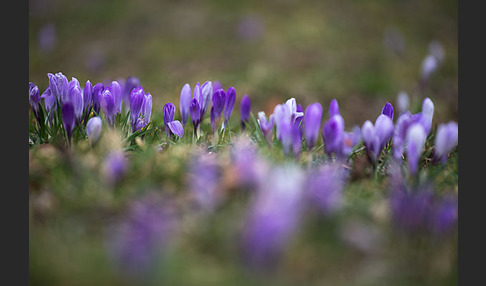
434 121 458 163
342 126 362 156
257 111 274 143
188 153 222 211
200 81 213 118
108 81 123 114
41 87 56 126
48 72 69 101
103 151 128 185
99 88 117 126
190 98 201 136
362 114 394 162
231 136 269 187
329 99 340 117
241 164 304 271
406 123 427 175
92 83 104 115
83 80 93 118
62 100 75 145
431 195 458 235
29 82 41 123
129 86 145 132
163 103 184 138
122 76 140 112
285 98 304 123
86 116 102 144
210 89 226 132
109 194 178 276
212 81 223 92
392 112 412 160
67 77 84 124
179 83 192 125
240 94 251 130
390 187 434 233
304 102 323 149
381 101 394 121
323 113 345 157
141 92 152 123
306 163 345 216
223 86 236 128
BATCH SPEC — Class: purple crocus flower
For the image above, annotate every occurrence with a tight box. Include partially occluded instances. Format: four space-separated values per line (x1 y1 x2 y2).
29 82 41 123
390 187 434 233
285 98 304 123
410 97 434 135
362 114 394 162
306 163 345 216
108 81 123 114
231 136 269 187
210 89 226 132
190 98 201 136
134 118 148 133
257 111 274 143
83 80 93 117
163 103 184 138
392 112 413 160
86 116 102 144
92 83 104 115
241 165 304 271
223 86 236 128
103 151 128 185
121 76 140 112
240 94 252 130
200 81 213 118
188 153 222 211
109 194 178 276
99 88 117 126
67 77 84 124
41 87 56 126
48 72 69 101
329 99 340 117
406 123 427 175
381 102 394 121
434 121 458 163
62 100 75 145
431 195 458 235
180 83 192 125
212 81 223 92
323 114 345 157
141 92 152 123
129 86 145 132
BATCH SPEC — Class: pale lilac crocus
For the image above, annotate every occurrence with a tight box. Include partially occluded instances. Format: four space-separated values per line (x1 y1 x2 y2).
108 81 123 114
67 77 84 124
199 81 213 119
241 164 304 271
434 121 458 163
179 83 192 125
392 112 412 160
362 114 394 162
304 102 323 149
86 116 102 144
48 72 69 101
329 99 340 117
406 123 427 175
306 163 345 216
163 103 184 138
257 111 274 143
410 97 434 135
240 94 251 130
41 87 56 126
223 86 236 128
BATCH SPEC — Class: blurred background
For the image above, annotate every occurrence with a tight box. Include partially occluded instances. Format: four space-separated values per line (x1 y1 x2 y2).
29 0 457 127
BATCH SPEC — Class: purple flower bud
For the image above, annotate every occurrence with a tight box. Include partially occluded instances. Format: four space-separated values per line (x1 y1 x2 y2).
109 81 122 114
406 123 427 175
258 111 274 142
223 86 236 127
83 80 93 114
434 121 458 163
180 83 192 125
134 117 148 132
212 89 226 119
431 195 458 235
68 79 84 123
92 83 104 115
103 151 128 185
86 116 102 143
141 93 152 123
163 103 176 136
374 114 394 148
329 99 340 117
421 97 434 134
62 100 75 144
381 102 394 121
100 88 116 126
122 76 140 112
362 120 380 160
273 104 290 140
323 114 345 157
393 112 412 159
189 98 201 130
304 102 323 149
240 94 251 129
241 165 304 271
167 121 184 138
29 82 41 122
129 86 145 131
306 163 345 215
41 87 57 118
200 81 213 118
48 72 69 101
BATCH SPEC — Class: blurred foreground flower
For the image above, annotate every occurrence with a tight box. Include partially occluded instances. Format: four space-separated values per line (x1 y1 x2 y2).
188 152 222 211
305 163 346 215
103 151 128 185
434 121 458 163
